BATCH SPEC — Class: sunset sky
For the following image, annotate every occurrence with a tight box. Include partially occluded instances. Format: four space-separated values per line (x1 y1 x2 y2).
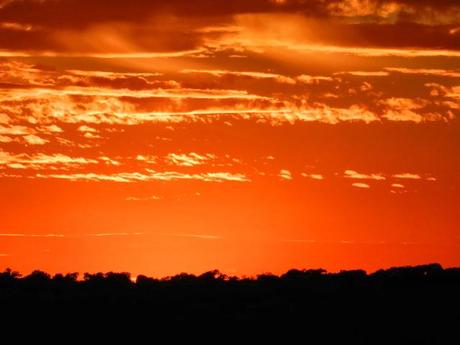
0 0 459 277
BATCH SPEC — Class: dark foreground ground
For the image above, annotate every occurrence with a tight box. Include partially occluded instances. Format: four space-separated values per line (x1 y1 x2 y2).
1 263 459 343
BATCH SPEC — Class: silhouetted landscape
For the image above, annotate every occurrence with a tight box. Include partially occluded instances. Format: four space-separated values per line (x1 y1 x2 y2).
1 263 459 342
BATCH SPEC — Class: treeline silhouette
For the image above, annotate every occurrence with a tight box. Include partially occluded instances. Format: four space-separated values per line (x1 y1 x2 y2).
1 263 459 342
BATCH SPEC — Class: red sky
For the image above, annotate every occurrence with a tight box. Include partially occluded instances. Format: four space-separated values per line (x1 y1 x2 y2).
0 0 459 277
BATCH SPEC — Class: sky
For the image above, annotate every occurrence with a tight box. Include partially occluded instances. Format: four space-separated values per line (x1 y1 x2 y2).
0 0 459 277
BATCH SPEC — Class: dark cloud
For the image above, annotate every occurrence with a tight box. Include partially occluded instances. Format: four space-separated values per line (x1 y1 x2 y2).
1 0 459 28
0 1 459 55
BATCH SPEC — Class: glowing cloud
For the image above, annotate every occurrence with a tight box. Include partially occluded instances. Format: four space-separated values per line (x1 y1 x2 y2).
352 182 371 189
344 170 386 181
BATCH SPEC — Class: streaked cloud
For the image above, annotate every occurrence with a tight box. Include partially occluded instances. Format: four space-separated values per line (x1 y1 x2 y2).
352 182 371 189
165 153 216 167
0 233 65 238
344 170 386 181
335 71 390 77
385 68 460 78
162 233 221 240
181 69 296 84
125 196 162 201
301 173 324 180
36 170 251 183
85 232 144 237
0 150 98 168
393 173 423 180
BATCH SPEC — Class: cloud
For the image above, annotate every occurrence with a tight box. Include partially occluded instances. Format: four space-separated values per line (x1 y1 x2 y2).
0 232 143 238
39 125 63 133
136 155 157 164
393 173 423 180
0 135 13 143
301 173 324 180
386 67 460 78
0 1 459 59
78 125 98 133
352 182 371 189
0 125 31 135
378 97 447 123
99 156 121 166
344 170 386 180
344 170 436 184
0 60 455 129
165 153 216 167
162 233 221 240
36 170 251 183
0 150 98 169
125 196 162 201
296 75 335 84
0 233 65 238
335 71 390 77
23 134 48 145
181 69 296 84
279 169 293 180
85 232 144 237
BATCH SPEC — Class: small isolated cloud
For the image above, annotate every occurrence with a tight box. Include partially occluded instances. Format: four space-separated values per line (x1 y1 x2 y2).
301 173 324 180
296 74 334 84
125 196 162 201
279 169 293 180
136 155 157 164
352 182 371 189
99 156 121 166
78 125 97 133
344 170 385 181
393 173 422 180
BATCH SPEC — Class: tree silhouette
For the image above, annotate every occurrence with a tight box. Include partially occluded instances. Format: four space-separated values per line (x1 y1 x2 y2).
0 263 458 343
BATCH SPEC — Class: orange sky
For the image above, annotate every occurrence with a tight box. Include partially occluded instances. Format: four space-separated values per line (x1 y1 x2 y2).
0 0 459 277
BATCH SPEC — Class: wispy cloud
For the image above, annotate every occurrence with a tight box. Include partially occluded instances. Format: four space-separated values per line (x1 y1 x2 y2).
36 170 250 183
344 170 386 181
85 232 144 237
125 196 162 201
385 67 460 78
0 233 65 238
0 150 98 169
335 71 390 77
162 233 221 240
165 153 216 167
393 173 423 180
